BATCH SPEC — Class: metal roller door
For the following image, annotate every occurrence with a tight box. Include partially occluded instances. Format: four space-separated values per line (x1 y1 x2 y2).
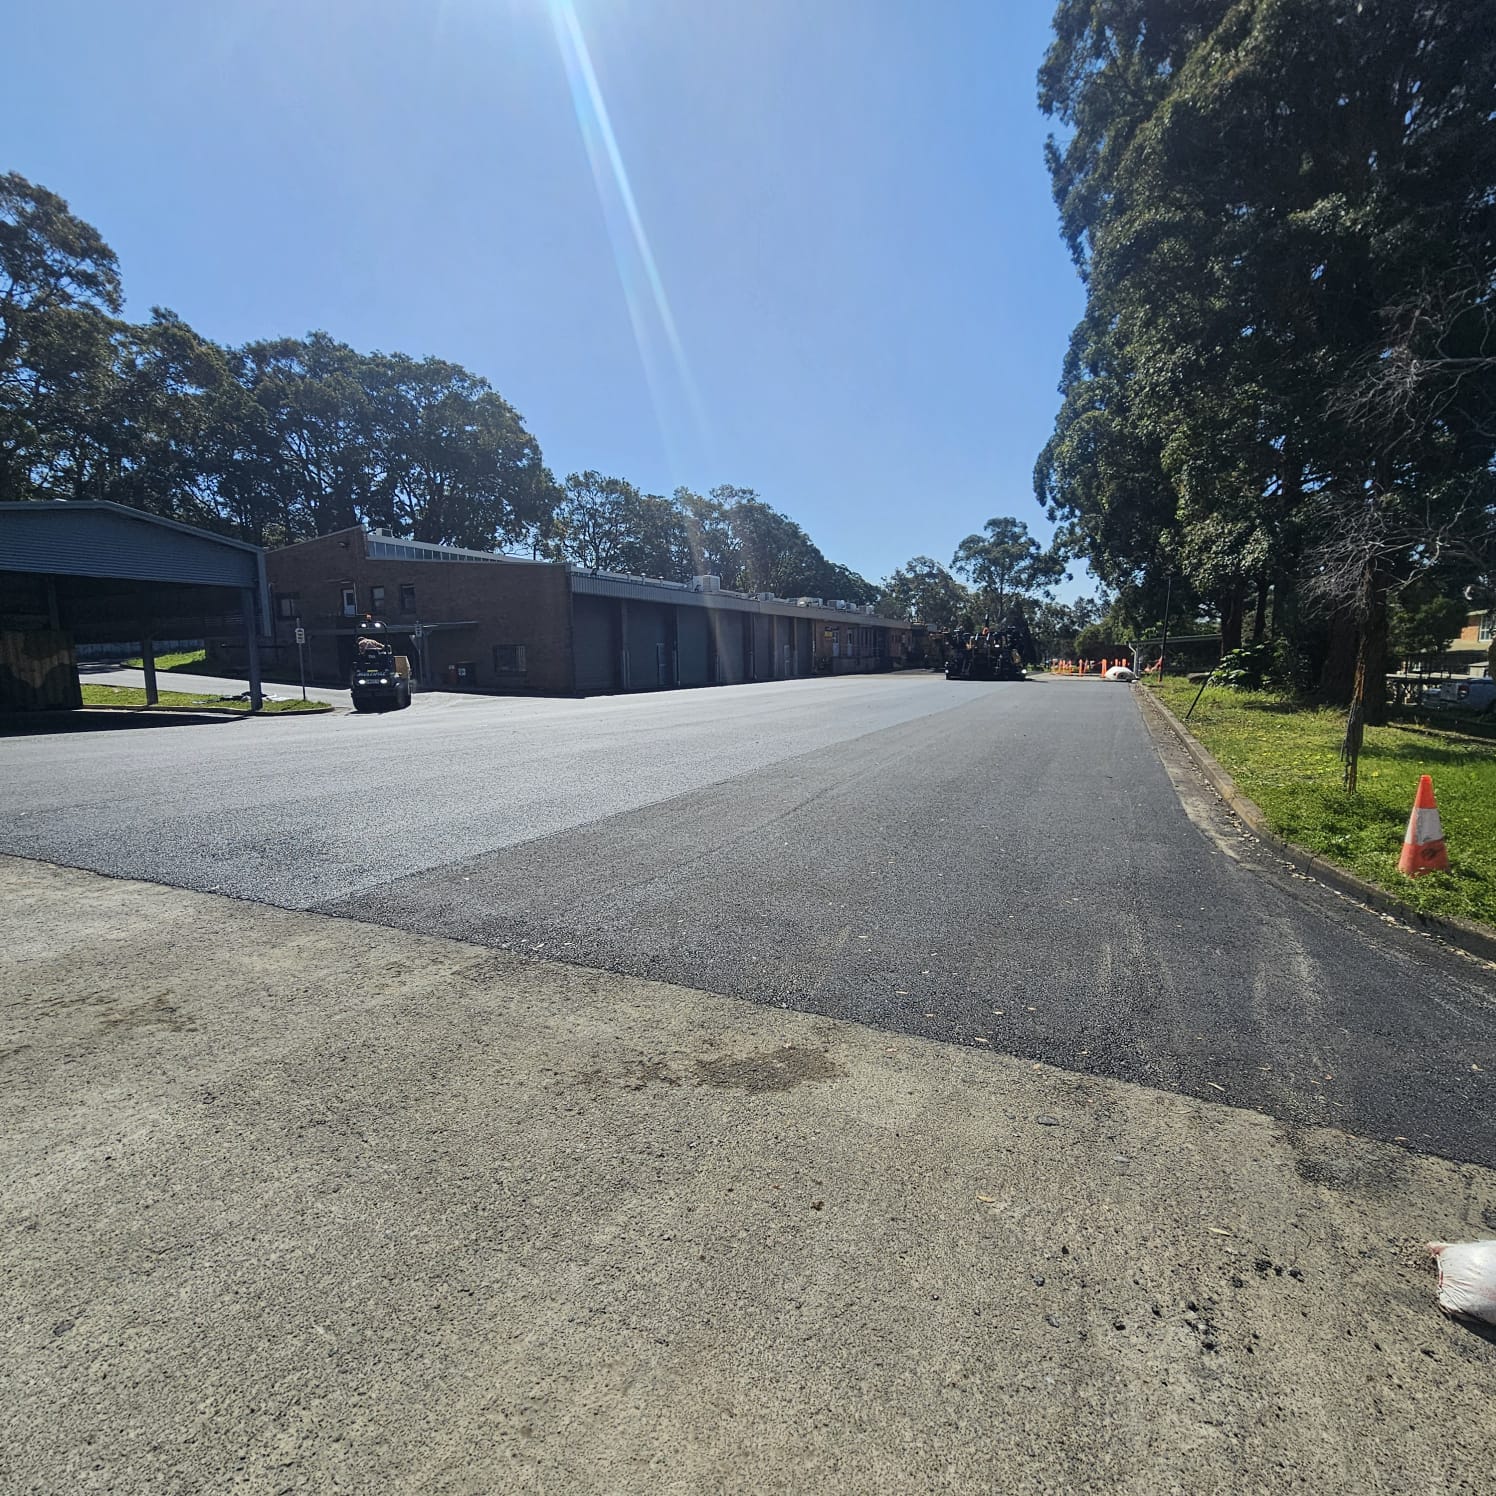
572 594 619 692
676 607 709 686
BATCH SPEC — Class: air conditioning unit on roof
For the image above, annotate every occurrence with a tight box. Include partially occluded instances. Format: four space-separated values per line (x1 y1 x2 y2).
692 574 721 593
756 591 775 601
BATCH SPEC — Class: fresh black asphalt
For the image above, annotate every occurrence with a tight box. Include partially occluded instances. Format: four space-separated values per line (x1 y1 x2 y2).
4 673 1492 1163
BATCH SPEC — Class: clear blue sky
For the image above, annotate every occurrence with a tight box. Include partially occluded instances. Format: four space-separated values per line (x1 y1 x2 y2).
4 0 1086 591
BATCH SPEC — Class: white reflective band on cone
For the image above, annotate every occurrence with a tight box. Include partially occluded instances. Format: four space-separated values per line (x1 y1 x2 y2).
1406 806 1444 845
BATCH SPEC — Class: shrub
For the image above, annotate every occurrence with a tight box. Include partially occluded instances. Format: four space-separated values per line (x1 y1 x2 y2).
1214 641 1275 690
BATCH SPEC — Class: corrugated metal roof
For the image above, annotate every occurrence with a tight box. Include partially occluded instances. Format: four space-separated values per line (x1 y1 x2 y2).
0 502 269 632
0 502 262 588
569 570 900 626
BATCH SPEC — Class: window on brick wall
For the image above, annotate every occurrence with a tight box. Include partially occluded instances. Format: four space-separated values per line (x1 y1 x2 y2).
370 585 386 613
340 586 357 617
1480 614 1494 642
399 583 416 612
275 593 299 620
493 643 527 675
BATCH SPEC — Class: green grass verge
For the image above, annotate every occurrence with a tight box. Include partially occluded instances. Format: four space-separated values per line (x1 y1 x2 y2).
80 684 330 715
1149 677 1496 929
120 649 208 672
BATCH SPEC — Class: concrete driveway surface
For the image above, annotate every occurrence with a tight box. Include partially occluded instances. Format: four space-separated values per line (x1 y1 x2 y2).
4 856 1494 1496
2 673 1494 1493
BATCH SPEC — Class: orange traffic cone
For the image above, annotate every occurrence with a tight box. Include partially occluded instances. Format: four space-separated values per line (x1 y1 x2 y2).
1399 774 1449 877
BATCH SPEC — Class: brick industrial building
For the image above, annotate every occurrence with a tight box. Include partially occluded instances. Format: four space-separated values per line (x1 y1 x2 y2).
258 528 915 695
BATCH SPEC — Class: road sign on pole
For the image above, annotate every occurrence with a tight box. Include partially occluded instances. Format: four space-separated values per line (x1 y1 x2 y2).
295 618 307 701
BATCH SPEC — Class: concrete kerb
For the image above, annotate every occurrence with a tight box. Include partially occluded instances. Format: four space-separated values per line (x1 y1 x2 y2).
1134 681 1496 966
83 704 338 721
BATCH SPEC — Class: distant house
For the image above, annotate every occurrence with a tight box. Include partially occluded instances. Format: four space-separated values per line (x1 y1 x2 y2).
1450 610 1494 673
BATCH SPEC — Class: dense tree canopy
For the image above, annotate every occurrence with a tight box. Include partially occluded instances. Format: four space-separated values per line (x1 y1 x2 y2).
880 556 969 629
1035 0 1496 717
549 476 880 600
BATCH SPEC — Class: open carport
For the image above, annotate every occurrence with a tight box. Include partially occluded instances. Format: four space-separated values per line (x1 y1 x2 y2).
0 502 268 712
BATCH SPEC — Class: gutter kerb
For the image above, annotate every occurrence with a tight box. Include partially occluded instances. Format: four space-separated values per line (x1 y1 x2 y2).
1134 683 1496 965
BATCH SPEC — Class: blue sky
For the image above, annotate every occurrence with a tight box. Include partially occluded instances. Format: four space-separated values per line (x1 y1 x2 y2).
4 0 1086 592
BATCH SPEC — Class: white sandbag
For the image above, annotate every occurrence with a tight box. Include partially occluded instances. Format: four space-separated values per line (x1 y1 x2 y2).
1428 1239 1496 1325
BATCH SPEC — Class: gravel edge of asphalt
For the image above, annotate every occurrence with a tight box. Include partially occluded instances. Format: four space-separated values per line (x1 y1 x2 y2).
1134 683 1496 965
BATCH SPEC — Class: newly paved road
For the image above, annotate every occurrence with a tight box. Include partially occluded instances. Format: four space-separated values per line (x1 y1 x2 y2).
3 673 1492 1162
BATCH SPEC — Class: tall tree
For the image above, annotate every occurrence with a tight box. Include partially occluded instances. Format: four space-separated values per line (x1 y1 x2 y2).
0 172 122 499
1038 0 1496 719
88 309 256 531
951 516 1065 614
364 352 557 550
723 492 823 596
233 333 379 540
881 556 970 627
551 471 654 571
674 487 739 583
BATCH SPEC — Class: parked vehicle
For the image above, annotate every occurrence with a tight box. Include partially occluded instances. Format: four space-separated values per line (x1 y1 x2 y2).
1435 675 1495 713
350 641 412 712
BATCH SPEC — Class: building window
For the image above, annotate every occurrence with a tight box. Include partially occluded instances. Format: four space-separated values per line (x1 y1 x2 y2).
1480 613 1494 642
370 585 386 613
275 593 300 620
493 643 527 675
399 583 417 612
340 586 357 617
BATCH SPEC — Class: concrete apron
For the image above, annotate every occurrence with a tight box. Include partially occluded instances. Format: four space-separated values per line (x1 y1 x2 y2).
2 856 1492 1496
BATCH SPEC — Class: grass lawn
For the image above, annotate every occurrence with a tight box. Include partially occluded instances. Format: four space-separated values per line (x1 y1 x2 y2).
121 648 208 671
81 684 330 716
1150 676 1496 930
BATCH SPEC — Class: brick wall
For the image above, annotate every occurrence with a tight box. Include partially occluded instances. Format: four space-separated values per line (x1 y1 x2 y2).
263 531 574 693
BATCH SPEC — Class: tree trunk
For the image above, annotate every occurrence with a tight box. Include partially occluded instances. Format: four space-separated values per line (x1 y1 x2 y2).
1269 574 1305 691
1251 574 1269 643
1220 584 1246 653
1320 607 1357 704
1350 560 1390 727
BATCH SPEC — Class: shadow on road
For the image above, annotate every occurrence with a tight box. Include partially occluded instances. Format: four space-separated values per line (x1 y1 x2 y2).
0 709 238 736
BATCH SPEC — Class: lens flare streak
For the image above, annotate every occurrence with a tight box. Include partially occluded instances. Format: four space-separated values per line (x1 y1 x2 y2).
549 0 709 469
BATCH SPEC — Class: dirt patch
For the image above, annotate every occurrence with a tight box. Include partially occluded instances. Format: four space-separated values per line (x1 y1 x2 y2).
693 1045 844 1094
99 992 195 1034
1294 1149 1411 1196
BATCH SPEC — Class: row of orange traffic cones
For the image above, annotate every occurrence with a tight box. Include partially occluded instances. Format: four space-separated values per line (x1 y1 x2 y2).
1051 658 1136 675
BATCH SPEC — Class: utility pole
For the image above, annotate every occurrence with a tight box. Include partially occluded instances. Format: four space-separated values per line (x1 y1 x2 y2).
1158 574 1173 680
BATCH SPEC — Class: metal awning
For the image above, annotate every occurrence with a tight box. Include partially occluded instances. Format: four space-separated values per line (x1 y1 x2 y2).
0 501 271 710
